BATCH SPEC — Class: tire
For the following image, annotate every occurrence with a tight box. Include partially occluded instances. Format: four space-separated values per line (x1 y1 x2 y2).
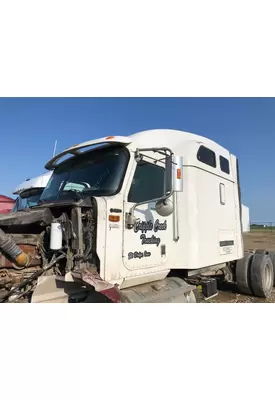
254 249 269 255
269 251 275 287
236 252 254 295
250 253 274 298
267 251 275 286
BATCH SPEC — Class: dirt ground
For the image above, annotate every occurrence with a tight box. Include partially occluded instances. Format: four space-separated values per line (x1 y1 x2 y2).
243 230 275 252
197 230 275 303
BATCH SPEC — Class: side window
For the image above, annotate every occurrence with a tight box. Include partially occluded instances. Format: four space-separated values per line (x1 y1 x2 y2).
128 161 165 203
197 146 216 168
220 155 230 174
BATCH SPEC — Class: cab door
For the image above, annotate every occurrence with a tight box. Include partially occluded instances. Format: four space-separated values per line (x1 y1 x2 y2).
122 158 174 271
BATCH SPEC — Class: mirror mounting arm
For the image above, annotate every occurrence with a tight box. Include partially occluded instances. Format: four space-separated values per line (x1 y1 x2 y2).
126 191 174 229
135 147 173 160
125 146 176 229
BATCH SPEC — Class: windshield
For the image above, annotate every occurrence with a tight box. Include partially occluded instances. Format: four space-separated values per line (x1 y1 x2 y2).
13 192 43 211
40 145 130 203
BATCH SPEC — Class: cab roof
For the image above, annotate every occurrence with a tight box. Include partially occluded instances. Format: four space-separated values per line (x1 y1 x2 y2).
44 129 232 171
13 171 52 195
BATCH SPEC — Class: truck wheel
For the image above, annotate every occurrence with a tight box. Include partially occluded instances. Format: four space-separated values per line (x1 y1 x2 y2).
268 251 275 286
236 252 254 295
250 253 274 298
254 249 269 255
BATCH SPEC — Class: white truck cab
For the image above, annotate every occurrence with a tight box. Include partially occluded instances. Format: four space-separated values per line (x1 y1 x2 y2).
38 129 257 301
1 129 270 303
12 172 52 211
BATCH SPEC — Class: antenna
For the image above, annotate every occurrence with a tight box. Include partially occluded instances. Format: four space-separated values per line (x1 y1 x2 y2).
52 140 57 157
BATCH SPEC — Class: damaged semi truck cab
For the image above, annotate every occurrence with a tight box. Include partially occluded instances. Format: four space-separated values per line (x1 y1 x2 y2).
12 172 52 212
0 129 266 303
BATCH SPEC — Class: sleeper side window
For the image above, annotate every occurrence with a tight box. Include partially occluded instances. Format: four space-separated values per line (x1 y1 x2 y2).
197 146 216 168
128 161 165 203
220 155 230 174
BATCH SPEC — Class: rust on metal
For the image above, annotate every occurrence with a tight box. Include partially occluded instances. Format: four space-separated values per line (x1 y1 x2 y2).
0 244 41 268
72 266 121 303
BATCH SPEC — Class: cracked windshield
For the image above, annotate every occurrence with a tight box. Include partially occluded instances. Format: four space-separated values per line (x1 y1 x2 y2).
40 145 129 202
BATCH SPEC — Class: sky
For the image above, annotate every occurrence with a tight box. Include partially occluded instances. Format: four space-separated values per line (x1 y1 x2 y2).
0 97 274 222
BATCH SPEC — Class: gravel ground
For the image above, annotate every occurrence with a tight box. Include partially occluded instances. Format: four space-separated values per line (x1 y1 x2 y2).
196 288 275 303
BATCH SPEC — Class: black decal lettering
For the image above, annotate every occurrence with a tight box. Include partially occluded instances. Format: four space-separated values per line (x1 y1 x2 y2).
140 234 161 247
154 219 167 232
134 251 144 259
128 250 152 260
134 220 153 233
134 219 167 233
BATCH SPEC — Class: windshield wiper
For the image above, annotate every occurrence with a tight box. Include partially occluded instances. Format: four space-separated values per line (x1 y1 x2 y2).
38 199 46 204
38 190 83 204
62 189 84 201
82 188 114 196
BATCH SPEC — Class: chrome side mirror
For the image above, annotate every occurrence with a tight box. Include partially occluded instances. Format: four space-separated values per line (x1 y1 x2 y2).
155 198 173 217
